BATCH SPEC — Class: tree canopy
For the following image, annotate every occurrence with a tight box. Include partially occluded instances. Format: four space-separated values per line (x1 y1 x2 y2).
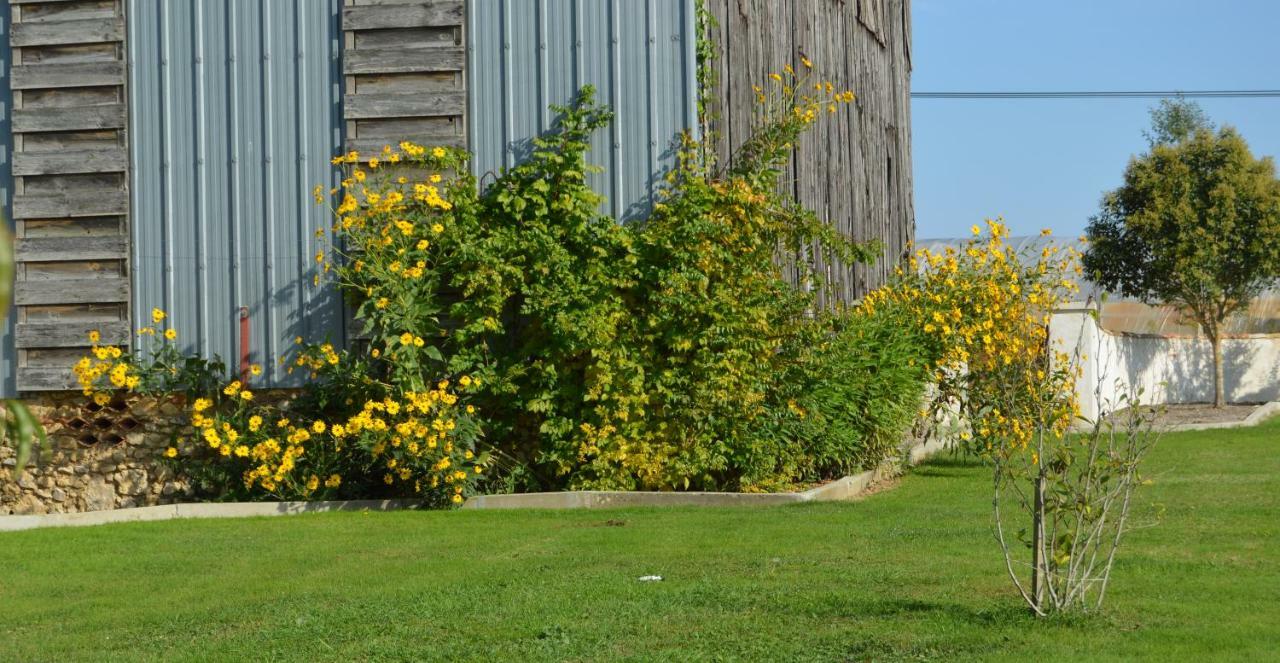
1084 100 1280 406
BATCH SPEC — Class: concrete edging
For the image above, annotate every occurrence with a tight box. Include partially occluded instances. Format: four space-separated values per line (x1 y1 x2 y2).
1154 401 1280 432
0 499 422 533
461 436 955 510
1 437 957 530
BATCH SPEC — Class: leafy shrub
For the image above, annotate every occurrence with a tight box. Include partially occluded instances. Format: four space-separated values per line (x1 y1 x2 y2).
76 63 932 502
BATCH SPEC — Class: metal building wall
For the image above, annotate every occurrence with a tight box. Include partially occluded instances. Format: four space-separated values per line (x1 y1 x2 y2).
128 0 345 387
467 0 698 221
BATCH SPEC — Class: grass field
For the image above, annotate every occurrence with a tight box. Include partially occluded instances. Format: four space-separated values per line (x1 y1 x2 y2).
1 419 1277 661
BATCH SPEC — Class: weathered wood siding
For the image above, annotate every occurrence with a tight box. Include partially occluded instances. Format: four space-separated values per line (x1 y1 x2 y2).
8 0 130 391
705 0 913 306
342 0 466 155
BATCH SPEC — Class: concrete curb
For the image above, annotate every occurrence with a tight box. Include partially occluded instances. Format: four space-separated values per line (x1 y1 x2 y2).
0 499 422 533
0 436 959 529
462 436 955 510
1155 401 1280 432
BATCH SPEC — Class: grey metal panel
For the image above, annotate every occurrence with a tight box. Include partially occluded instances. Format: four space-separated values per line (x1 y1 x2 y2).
129 0 344 387
0 4 15 397
467 0 697 221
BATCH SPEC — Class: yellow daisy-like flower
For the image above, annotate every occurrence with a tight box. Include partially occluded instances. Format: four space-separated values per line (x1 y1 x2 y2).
164 447 178 458
432 146 447 158
312 420 326 434
88 330 101 344
164 328 177 341
431 223 444 234
152 308 166 324
399 332 414 345
250 364 262 376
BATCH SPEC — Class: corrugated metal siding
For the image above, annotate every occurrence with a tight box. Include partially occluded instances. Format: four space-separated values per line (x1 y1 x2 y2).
467 0 698 221
128 0 344 386
0 4 14 397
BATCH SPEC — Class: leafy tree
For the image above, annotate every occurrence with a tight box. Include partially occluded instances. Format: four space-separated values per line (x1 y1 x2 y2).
1085 100 1280 407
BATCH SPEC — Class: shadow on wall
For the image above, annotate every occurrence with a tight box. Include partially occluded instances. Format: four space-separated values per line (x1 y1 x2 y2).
1111 334 1274 405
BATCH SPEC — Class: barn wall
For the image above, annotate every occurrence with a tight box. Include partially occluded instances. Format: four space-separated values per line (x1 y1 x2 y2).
705 0 914 305
7 0 131 392
128 0 345 387
467 0 698 221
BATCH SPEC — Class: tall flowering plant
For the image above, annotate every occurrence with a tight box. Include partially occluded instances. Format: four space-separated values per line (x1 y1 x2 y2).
865 221 1160 615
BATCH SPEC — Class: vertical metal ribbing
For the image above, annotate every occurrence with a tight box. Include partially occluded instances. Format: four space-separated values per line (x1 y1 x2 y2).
292 0 308 380
682 0 698 140
500 0 514 169
126 0 141 348
159 0 175 328
260 0 277 376
227 0 243 356
608 0 622 220
194 0 210 357
536 0 548 131
572 0 584 94
644 0 656 210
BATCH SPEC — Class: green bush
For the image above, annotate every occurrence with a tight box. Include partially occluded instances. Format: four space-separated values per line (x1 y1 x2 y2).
76 67 930 501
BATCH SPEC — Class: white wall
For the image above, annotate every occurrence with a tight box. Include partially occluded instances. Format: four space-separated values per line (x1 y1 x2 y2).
1050 303 1280 421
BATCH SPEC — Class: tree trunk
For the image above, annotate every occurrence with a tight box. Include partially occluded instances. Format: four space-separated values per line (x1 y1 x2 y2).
1030 469 1046 612
1210 332 1225 408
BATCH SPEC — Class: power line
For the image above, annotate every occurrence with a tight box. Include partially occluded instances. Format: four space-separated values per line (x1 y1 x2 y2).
912 89 1280 99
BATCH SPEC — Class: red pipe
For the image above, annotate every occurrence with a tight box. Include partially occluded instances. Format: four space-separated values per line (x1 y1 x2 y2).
239 306 251 383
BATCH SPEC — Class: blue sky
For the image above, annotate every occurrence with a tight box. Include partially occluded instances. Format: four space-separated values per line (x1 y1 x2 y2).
911 0 1280 240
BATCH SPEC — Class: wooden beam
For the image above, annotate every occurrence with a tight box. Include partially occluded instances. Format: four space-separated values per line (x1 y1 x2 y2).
12 105 126 133
10 17 125 47
13 149 128 176
345 133 465 154
343 91 466 119
15 321 131 349
343 46 465 75
11 61 125 89
16 367 79 392
15 278 129 306
15 235 129 262
341 1 464 31
13 190 128 219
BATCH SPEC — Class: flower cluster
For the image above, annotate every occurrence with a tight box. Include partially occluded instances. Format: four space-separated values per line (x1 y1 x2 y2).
862 220 1084 455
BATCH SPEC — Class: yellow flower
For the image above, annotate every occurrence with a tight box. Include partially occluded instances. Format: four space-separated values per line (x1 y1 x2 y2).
325 474 342 489
250 364 262 377
240 390 254 401
223 381 242 396
248 415 263 432
431 223 444 234
416 239 429 250
400 332 414 345
801 56 813 69
432 146 447 158
164 447 178 458
152 308 166 324
88 330 101 344
164 328 177 341
971 224 981 236
312 420 326 434
306 474 320 491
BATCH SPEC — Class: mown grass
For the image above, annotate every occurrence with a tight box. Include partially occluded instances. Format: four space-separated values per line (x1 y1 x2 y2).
1 419 1277 661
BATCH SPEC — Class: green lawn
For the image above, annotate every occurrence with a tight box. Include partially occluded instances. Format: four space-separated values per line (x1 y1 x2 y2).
2 420 1277 662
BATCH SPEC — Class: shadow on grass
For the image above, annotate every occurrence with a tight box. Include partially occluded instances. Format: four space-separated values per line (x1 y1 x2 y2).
911 455 987 479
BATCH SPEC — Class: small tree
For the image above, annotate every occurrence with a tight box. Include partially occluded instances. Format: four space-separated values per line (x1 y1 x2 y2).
1085 100 1280 407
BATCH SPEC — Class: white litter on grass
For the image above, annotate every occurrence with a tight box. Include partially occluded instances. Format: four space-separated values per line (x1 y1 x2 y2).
638 575 663 582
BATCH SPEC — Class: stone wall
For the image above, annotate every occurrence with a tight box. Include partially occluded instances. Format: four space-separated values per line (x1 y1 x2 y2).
1 394 192 515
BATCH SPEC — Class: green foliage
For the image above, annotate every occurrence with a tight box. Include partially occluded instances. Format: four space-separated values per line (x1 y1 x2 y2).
1144 97 1212 146
779 309 930 482
0 221 47 476
1086 112 1280 405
